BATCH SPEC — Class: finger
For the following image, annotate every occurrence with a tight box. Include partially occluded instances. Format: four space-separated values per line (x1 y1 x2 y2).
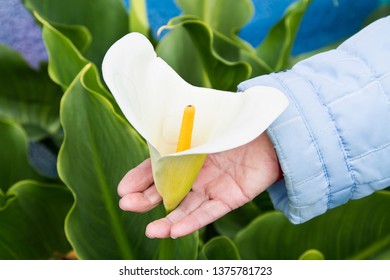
170 199 232 238
145 191 207 238
145 218 172 238
118 158 153 197
119 184 162 213
146 199 231 239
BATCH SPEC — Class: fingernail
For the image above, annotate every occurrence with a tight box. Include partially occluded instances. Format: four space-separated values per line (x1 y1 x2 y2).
118 198 126 210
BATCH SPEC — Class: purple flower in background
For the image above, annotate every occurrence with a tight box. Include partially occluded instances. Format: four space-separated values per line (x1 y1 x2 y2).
0 0 47 68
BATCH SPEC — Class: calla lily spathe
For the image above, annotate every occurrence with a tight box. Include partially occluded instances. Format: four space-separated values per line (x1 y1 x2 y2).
102 32 288 212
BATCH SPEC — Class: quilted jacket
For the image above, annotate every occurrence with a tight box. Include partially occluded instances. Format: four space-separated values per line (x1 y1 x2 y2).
238 16 390 223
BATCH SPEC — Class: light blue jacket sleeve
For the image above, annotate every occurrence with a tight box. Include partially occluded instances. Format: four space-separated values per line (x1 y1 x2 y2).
238 16 390 224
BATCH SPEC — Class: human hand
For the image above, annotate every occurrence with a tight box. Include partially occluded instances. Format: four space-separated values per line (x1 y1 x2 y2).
118 132 282 239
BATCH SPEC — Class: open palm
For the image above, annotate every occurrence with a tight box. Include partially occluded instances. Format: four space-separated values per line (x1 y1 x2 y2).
118 133 282 238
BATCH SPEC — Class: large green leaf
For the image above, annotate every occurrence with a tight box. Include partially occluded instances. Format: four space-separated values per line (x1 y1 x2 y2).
0 45 62 140
158 0 273 90
235 192 390 260
0 190 6 209
48 22 92 54
34 12 88 89
35 12 118 112
157 235 199 260
0 119 43 192
368 246 390 260
213 192 274 238
199 236 241 260
157 26 210 88
256 0 312 71
176 0 254 39
129 0 152 40
213 202 261 238
58 63 198 259
212 31 271 77
24 0 128 68
157 20 251 91
0 180 73 259
364 4 390 26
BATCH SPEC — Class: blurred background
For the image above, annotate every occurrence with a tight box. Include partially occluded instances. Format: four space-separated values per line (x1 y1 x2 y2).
1 0 389 68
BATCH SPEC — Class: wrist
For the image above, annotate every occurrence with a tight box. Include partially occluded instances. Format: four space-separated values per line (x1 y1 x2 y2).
257 132 284 185
275 150 283 181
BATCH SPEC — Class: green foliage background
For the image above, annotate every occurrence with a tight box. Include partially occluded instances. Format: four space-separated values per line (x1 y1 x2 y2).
0 0 389 259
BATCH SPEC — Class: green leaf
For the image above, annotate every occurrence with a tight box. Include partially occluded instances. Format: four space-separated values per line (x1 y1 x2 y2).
35 12 118 110
157 235 199 260
364 4 390 26
34 12 88 89
48 22 92 54
299 249 325 260
256 0 312 71
200 236 241 260
157 27 209 88
368 245 390 260
24 0 128 68
157 20 251 91
213 202 261 238
0 190 6 209
235 192 390 259
0 180 73 259
129 0 152 39
213 192 275 238
349 235 390 260
0 119 43 192
0 45 62 140
214 34 271 77
58 64 198 259
176 0 254 39
158 3 272 89
290 40 342 66
252 190 276 213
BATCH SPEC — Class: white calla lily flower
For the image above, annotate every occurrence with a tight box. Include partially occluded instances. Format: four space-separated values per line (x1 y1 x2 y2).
102 32 288 212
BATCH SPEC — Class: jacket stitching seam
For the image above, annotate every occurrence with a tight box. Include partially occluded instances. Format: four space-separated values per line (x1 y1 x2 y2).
337 47 390 108
271 116 301 130
350 142 390 161
328 79 385 107
294 171 323 188
358 176 390 187
289 68 357 209
270 72 329 221
335 45 390 196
